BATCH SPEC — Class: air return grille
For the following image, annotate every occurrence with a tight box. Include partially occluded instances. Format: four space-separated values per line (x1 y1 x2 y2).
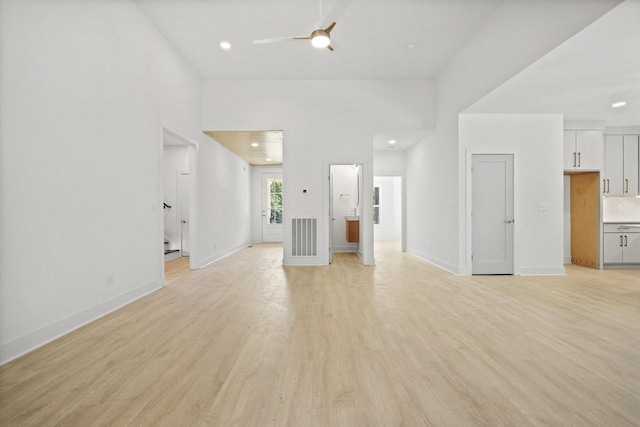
291 218 317 257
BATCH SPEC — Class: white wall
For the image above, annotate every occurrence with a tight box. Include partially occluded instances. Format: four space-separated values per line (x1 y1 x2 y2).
459 114 565 275
404 0 620 274
331 165 359 252
374 176 402 241
0 0 207 364
250 166 283 243
373 150 406 176
163 146 189 250
202 80 433 266
194 138 251 268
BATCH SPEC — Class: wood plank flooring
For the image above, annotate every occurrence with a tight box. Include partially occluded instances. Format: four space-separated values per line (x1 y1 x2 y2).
1 241 639 426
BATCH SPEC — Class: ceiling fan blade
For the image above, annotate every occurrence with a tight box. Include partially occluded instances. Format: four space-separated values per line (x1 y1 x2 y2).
252 36 304 45
321 0 353 28
324 22 336 35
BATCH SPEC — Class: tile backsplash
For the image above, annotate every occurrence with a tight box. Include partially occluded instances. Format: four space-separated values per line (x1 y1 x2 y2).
603 196 640 222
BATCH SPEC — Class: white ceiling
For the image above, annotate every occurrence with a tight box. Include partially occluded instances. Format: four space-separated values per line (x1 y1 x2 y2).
135 0 503 80
373 131 430 152
465 0 640 127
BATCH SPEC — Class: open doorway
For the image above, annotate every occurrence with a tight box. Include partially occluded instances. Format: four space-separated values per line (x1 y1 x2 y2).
329 164 363 264
162 128 197 272
373 176 402 244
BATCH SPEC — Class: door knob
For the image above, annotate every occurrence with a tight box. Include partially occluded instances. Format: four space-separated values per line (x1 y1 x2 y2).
504 219 514 224
181 220 188 224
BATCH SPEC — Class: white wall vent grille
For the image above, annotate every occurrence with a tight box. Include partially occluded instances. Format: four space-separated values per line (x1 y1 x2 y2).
292 218 317 257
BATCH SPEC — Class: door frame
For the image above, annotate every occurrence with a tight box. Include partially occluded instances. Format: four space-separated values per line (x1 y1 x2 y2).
160 127 199 276
465 152 516 275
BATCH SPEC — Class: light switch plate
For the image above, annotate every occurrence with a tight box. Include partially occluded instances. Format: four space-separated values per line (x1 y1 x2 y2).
537 202 549 212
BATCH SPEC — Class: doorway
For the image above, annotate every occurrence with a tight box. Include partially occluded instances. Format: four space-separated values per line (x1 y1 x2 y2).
262 173 283 242
162 128 198 271
373 176 402 244
329 164 363 263
471 154 514 275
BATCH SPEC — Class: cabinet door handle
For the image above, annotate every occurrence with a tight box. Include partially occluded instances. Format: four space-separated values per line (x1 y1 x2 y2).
607 179 610 193
624 235 628 247
573 152 576 167
577 152 581 167
603 179 606 193
620 235 624 246
625 178 629 193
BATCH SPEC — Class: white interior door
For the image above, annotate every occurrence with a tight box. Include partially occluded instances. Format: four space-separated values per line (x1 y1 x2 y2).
472 154 514 274
178 172 190 256
262 174 283 242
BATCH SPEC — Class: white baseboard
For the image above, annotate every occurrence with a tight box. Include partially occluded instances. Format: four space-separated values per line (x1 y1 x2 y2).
407 248 460 275
197 241 251 269
519 266 566 275
333 245 357 252
0 279 162 366
164 251 181 262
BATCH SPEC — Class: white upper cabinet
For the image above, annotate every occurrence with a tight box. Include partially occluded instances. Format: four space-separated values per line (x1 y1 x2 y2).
564 130 603 171
623 135 639 196
603 134 639 196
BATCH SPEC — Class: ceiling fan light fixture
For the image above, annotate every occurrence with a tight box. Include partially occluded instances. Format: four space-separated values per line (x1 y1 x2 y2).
311 30 331 48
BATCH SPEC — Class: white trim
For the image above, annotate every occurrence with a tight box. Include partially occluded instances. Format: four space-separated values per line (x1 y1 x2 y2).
333 245 357 252
519 266 566 275
0 280 162 366
197 241 251 269
564 256 572 263
407 248 460 275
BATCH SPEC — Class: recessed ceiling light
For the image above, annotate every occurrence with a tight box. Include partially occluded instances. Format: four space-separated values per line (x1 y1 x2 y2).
407 44 416 49
388 140 396 145
251 142 259 147
612 101 626 108
220 41 231 50
266 158 272 162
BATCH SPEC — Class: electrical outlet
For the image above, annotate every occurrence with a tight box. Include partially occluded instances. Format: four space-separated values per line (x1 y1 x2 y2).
537 202 549 212
106 274 113 287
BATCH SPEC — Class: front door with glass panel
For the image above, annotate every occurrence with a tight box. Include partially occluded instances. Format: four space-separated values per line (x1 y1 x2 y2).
262 174 283 242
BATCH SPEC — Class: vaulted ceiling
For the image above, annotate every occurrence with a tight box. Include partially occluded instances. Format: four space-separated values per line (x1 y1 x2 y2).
135 0 502 80
137 0 638 145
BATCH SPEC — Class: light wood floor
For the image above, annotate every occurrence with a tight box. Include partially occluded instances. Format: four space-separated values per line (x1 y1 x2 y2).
1 241 639 426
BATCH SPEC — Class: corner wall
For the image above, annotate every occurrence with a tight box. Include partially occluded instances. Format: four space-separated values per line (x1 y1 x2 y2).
405 0 620 274
459 114 565 275
0 0 204 364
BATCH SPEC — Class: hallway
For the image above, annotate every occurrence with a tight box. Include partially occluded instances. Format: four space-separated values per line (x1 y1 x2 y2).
1 242 638 425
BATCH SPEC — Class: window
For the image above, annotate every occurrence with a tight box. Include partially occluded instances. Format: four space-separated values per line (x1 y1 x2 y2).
373 186 380 224
268 178 283 224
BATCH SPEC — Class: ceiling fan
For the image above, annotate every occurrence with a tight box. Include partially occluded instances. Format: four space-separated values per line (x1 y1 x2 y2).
252 0 351 52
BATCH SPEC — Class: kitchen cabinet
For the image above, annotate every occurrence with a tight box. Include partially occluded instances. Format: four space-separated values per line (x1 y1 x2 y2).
603 134 639 195
603 224 640 265
564 130 603 171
